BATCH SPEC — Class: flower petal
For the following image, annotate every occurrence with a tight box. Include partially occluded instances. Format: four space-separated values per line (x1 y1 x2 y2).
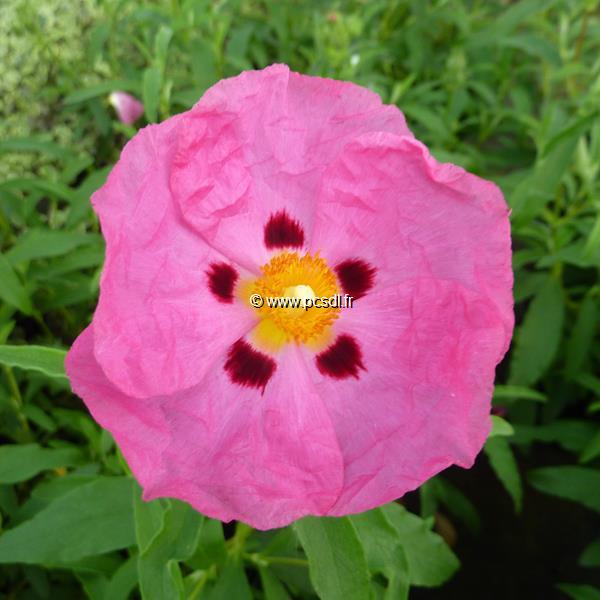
92 117 256 398
69 328 343 529
307 132 513 515
65 326 171 490
169 64 412 270
309 277 509 516
311 132 513 347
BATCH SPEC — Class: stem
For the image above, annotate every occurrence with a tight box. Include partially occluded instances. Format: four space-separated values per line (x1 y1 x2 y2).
188 565 216 600
2 365 30 439
227 521 253 559
574 10 590 61
244 553 309 568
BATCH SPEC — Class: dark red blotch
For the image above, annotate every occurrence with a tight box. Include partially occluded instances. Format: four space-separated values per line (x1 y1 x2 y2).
207 262 238 303
224 339 276 391
334 259 376 300
264 210 305 249
316 334 365 380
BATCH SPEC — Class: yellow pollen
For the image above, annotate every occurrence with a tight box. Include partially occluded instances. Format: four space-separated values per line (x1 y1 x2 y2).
246 252 340 349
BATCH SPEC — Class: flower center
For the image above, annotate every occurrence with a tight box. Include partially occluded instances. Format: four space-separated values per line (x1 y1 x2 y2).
248 251 340 349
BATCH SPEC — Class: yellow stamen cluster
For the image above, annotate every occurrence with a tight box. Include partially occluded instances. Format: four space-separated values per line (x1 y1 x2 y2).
247 252 340 349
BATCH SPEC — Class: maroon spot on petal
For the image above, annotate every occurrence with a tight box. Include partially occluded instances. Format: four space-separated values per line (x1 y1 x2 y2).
224 339 276 391
207 262 238 303
334 259 376 300
264 210 305 249
316 334 365 380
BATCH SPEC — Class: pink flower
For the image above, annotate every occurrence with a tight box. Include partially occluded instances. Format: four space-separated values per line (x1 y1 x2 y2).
108 91 144 125
67 64 513 530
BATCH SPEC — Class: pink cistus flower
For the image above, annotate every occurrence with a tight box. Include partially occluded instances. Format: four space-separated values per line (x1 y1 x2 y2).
108 91 144 125
67 64 513 530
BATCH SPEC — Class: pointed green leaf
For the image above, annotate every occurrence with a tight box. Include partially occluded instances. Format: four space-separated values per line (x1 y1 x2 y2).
489 415 515 437
294 516 370 600
493 385 547 403
381 503 459 587
5 229 100 264
0 345 67 379
485 436 522 512
258 567 291 600
351 508 410 599
580 538 600 568
0 477 135 564
0 444 83 484
509 277 564 386
206 560 252 600
565 294 598 379
143 67 162 123
0 253 33 314
556 583 600 600
528 467 600 513
135 487 204 600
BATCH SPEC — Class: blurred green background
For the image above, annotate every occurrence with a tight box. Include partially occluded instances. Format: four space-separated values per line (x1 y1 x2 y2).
0 0 599 598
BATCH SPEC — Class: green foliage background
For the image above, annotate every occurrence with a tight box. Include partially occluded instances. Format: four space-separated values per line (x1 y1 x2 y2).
0 0 599 598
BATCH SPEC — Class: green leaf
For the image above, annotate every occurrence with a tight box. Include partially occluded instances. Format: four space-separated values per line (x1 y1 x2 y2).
467 0 560 47
0 137 76 158
433 479 482 535
576 374 600 397
493 385 547 403
5 229 100 264
498 33 561 66
0 345 67 379
0 253 33 314
154 26 173 74
206 560 252 600
489 415 515 437
78 556 139 600
509 277 564 386
580 428 600 464
294 516 370 600
565 294 598 379
134 495 167 556
0 178 79 203
510 121 580 221
0 444 83 484
190 38 218 92
0 477 135 564
528 467 600 513
381 503 459 587
556 583 600 600
485 436 522 512
143 67 162 123
351 508 410 599
135 487 204 600
580 538 600 568
187 518 226 570
258 567 291 600
583 213 600 259
15 474 98 525
513 420 597 453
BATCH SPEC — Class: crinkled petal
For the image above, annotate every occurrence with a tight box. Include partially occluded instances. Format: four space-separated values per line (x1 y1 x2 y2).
66 326 171 489
169 64 412 270
308 277 508 516
67 330 343 529
311 132 513 348
92 116 256 398
304 131 513 515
